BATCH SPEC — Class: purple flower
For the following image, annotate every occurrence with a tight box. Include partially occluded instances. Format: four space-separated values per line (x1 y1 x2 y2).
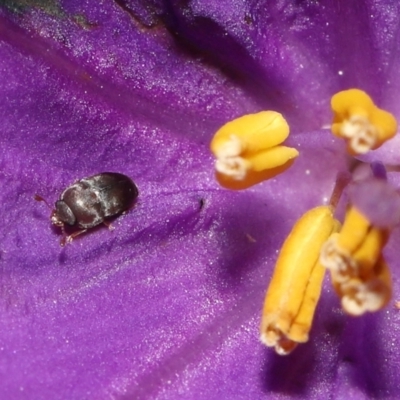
1 1 399 399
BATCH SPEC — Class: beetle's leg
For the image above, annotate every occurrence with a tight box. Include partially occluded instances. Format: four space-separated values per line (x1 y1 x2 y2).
103 220 115 231
61 229 88 246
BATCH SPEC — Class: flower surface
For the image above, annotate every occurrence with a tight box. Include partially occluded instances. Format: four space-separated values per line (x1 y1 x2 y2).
1 1 400 399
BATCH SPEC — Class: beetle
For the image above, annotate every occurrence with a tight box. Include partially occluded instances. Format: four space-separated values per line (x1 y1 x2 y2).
36 172 138 245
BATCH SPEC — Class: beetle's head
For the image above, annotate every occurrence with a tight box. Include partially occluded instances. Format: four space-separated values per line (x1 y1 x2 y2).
52 200 76 227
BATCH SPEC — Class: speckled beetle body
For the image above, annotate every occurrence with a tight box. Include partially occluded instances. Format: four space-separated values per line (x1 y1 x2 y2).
48 172 138 244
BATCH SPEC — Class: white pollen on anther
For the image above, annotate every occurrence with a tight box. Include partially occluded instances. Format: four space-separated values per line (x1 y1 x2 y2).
340 115 378 154
341 280 388 316
338 70 344 76
215 135 249 180
320 238 357 281
305 169 310 175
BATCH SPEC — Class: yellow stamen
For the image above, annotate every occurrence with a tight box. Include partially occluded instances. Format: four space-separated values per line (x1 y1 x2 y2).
332 258 392 316
352 227 389 278
336 207 371 253
320 206 392 315
211 111 299 190
260 206 338 355
331 89 397 155
320 207 388 282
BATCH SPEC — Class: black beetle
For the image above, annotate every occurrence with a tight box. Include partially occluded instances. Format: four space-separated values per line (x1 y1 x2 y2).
36 172 138 245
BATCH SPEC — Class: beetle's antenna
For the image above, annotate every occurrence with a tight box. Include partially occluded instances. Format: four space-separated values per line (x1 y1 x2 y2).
34 194 52 210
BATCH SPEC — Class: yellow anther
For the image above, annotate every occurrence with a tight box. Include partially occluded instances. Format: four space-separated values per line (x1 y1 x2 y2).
320 206 392 315
210 111 299 190
260 206 338 355
352 227 389 278
336 207 371 253
331 89 397 155
320 207 388 281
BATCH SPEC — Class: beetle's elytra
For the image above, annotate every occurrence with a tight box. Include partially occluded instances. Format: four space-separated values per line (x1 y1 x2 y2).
37 172 138 245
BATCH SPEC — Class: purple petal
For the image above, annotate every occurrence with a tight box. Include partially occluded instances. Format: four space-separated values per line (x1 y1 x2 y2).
349 179 400 228
1 2 400 400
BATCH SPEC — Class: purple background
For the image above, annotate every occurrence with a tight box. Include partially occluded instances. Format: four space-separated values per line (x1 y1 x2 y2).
1 1 400 399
